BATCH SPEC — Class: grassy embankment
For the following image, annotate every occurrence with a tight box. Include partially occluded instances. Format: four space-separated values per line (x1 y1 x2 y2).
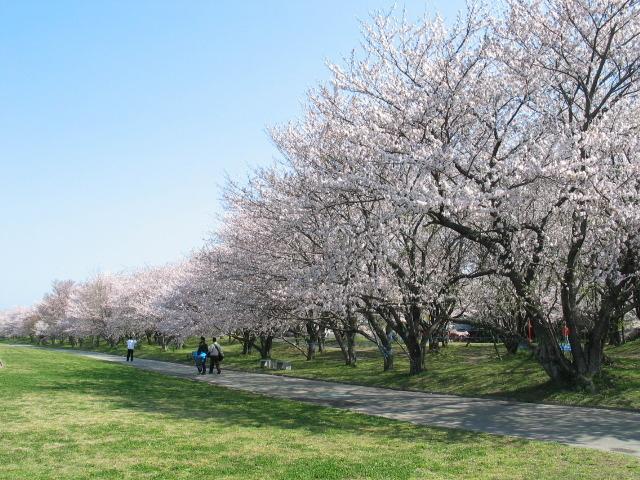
0 345 638 480
4 335 639 411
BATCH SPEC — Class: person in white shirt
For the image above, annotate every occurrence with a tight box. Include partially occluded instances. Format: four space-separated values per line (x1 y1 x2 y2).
126 338 137 362
208 337 224 374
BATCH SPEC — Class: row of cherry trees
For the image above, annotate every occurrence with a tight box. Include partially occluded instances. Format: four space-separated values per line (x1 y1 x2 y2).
2 0 639 390
214 0 640 388
0 265 196 349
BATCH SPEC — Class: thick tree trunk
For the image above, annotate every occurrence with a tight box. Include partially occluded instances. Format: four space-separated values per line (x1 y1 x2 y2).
407 306 426 375
366 311 395 371
408 351 423 375
334 329 357 366
334 329 346 359
386 304 424 375
305 321 319 360
404 334 424 375
318 325 326 353
420 335 429 368
533 336 575 383
383 352 394 371
159 335 171 351
503 335 520 355
306 340 317 360
379 328 394 372
256 335 273 359
530 319 602 392
608 316 624 346
346 330 357 366
512 272 592 387
241 330 254 355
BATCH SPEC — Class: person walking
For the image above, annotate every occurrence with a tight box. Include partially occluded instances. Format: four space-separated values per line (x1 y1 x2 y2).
126 337 137 362
196 337 208 375
208 337 224 374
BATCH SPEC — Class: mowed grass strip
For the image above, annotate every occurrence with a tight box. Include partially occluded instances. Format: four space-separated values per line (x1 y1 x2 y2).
29 336 640 411
0 346 638 480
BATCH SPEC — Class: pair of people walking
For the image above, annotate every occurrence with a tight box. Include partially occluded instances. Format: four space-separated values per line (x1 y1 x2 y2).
195 336 223 375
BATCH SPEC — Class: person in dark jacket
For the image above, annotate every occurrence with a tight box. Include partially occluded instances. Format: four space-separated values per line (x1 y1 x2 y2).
196 337 208 374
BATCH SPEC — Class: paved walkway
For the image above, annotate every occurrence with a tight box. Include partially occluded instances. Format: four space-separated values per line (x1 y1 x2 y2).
8 346 640 457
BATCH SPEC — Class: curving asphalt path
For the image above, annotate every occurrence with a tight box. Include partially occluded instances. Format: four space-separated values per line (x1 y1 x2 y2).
7 345 640 457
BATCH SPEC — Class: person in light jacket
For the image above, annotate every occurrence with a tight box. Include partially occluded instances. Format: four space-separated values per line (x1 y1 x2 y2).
126 338 137 362
208 337 223 374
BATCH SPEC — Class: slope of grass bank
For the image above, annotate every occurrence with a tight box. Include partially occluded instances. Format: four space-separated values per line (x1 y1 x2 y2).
1 345 638 480
5 336 639 411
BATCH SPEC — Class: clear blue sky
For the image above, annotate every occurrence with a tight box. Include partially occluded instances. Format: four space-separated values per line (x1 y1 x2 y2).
0 0 465 309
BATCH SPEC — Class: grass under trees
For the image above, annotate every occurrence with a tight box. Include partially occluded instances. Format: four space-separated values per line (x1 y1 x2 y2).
10 335 640 411
1 345 639 480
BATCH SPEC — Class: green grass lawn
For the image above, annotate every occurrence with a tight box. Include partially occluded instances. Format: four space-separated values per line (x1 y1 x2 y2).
6 335 640 411
0 346 638 480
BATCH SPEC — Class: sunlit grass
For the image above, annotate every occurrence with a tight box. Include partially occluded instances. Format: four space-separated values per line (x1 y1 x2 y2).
1 345 638 480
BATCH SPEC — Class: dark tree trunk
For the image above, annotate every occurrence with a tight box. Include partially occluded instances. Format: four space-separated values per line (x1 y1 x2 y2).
332 310 359 366
334 329 358 366
608 315 624 346
366 311 395 371
305 321 319 360
503 335 520 355
318 325 326 353
346 330 357 366
398 333 423 374
256 335 273 360
381 324 395 371
334 329 346 360
159 335 171 351
386 304 424 375
406 306 426 375
306 340 317 360
241 330 254 355
383 352 394 371
408 347 423 375
511 267 593 388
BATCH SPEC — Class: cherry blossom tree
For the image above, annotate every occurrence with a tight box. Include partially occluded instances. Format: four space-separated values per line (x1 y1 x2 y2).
0 306 34 339
35 279 75 345
269 0 640 387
